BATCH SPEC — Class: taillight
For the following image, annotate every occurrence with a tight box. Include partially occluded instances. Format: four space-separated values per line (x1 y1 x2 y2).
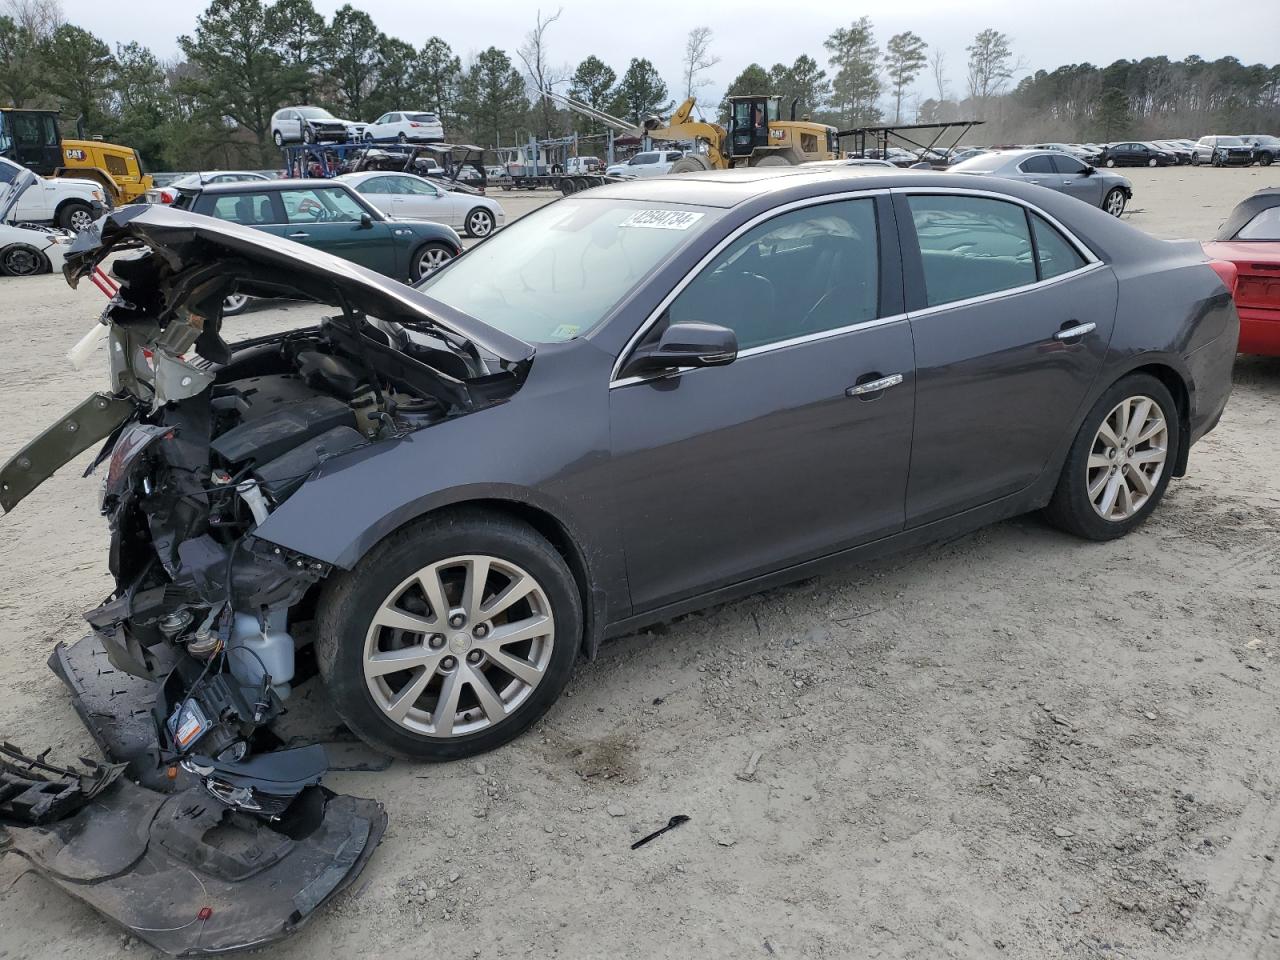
410 122 421 127
158 188 175 204
1207 259 1238 295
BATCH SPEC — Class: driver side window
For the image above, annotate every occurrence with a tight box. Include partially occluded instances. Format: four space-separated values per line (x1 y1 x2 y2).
666 199 880 351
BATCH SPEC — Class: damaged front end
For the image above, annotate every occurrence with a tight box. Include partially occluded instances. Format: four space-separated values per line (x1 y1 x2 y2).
0 205 534 953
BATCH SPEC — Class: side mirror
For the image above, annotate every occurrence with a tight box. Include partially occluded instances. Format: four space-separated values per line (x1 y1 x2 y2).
359 212 374 228
1082 165 1095 176
621 322 738 378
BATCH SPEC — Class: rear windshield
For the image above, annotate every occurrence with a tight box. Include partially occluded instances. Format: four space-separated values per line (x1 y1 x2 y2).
413 198 721 343
950 153 1007 172
298 107 336 120
1216 137 1244 146
408 113 439 123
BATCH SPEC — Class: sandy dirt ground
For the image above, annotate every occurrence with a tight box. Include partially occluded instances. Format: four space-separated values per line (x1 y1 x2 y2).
0 168 1278 959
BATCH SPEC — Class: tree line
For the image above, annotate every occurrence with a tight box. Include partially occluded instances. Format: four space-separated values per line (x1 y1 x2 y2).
2 0 1278 172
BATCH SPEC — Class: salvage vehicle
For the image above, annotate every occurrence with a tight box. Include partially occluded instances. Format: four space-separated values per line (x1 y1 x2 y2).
949 149 1133 216
1202 188 1280 354
0 163 74 275
1241 135 1280 166
1191 135 1254 166
0 154 106 231
0 166 1239 796
340 170 505 237
171 177 463 280
270 106 364 146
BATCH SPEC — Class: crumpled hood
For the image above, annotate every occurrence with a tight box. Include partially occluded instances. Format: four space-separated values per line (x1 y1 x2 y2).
64 204 535 367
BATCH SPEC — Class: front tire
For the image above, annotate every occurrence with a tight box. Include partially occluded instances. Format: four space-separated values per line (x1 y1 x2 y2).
465 207 495 238
0 244 48 276
1260 153 1274 167
1103 187 1127 217
273 130 284 147
315 511 582 760
58 201 94 232
1105 157 1116 167
1044 374 1179 541
410 241 455 280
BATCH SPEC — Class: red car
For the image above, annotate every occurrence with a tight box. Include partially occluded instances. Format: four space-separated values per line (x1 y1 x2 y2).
1202 188 1280 355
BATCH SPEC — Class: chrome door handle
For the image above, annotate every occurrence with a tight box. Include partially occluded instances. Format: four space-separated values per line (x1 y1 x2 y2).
1053 321 1096 341
287 231 310 238
846 373 904 397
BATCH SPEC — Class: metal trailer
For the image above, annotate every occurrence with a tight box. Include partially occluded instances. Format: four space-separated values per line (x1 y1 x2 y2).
280 141 492 193
836 119 986 167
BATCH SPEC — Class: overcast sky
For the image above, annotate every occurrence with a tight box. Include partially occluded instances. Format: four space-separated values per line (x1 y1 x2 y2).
60 0 1280 109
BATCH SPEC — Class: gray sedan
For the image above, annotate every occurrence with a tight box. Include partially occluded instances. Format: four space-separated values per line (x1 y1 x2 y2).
950 149 1133 216
3 169 1237 767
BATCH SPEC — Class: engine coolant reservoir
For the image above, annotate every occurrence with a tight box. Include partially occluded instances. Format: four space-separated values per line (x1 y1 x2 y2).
228 609 295 700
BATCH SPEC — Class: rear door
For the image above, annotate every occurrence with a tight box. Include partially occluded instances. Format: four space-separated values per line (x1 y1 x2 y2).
610 194 917 612
1015 153 1057 189
895 190 1118 526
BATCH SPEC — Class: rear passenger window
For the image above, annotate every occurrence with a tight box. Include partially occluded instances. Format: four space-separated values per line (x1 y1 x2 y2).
667 199 879 350
208 193 277 225
1031 213 1087 279
907 195 1036 306
1019 155 1054 174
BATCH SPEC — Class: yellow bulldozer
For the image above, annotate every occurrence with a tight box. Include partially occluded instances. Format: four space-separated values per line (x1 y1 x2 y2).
0 108 153 205
647 95 840 172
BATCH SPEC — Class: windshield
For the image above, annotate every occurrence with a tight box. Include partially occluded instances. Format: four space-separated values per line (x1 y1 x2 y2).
1217 137 1244 146
413 198 721 343
298 107 336 120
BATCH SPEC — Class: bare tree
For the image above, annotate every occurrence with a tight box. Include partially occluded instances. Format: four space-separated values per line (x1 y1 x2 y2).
930 48 947 103
682 26 720 105
3 0 61 34
516 7 565 141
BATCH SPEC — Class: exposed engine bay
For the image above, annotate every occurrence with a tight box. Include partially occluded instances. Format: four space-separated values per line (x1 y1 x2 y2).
0 205 533 954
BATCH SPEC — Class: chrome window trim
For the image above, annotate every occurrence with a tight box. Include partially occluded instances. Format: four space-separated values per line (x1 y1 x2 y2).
609 185 1107 389
904 261 1105 320
609 188 891 386
892 185 1102 265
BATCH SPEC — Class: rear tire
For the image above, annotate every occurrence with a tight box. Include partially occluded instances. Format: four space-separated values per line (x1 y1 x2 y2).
751 154 791 167
315 510 582 761
1043 374 1179 541
465 207 495 238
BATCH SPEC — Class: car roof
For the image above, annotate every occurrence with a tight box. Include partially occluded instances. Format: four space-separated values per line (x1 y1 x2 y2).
190 178 350 194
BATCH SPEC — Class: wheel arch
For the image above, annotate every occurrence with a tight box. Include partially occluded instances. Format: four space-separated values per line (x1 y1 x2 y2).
1122 361 1192 476
52 195 94 221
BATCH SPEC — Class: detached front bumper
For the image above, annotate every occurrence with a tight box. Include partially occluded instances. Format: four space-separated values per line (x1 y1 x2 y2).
0 633 389 956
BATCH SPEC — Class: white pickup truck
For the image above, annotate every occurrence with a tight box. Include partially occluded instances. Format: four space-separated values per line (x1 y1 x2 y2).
0 156 106 231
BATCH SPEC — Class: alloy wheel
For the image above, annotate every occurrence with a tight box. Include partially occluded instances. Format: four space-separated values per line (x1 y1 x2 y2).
419 246 452 275
1086 395 1169 522
1105 190 1126 217
223 293 249 314
468 210 494 237
362 555 556 738
69 208 94 232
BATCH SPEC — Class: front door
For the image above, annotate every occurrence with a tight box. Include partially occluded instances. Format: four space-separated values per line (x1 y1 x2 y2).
270 186 400 275
610 196 916 612
1051 154 1104 207
895 191 1117 526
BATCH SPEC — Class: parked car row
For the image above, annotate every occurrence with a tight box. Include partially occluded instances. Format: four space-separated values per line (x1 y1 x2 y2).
270 106 446 147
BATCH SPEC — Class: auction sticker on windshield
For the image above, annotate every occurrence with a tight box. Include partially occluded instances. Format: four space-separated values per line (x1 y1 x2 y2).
619 210 706 230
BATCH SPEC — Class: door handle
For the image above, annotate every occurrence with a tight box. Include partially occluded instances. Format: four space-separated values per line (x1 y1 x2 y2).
1053 321 1096 341
846 373 904 398
287 231 310 238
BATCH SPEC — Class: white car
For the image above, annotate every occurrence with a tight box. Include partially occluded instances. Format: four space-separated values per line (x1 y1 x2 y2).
146 171 273 205
0 156 104 231
339 171 505 238
0 165 73 276
364 111 445 143
605 150 685 178
270 106 364 146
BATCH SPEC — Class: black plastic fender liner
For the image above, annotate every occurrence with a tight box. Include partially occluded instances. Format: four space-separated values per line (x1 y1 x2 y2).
3 782 387 956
